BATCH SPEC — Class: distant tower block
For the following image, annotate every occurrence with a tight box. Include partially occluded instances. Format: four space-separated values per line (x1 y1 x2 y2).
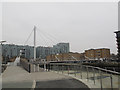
114 2 120 60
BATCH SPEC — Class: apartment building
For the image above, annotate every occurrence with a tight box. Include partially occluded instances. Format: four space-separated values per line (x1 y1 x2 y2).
2 42 69 60
85 48 110 60
2 44 34 59
52 43 69 54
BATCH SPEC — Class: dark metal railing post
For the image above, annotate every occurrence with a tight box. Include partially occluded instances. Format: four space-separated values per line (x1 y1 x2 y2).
53 64 54 71
105 67 107 74
49 63 51 71
55 64 56 71
110 73 113 90
68 65 69 75
60 64 61 73
74 65 76 77
92 67 95 84
119 75 120 90
80 65 82 79
76 65 78 77
29 64 31 73
57 64 59 73
99 69 103 90
87 66 89 81
62 64 63 74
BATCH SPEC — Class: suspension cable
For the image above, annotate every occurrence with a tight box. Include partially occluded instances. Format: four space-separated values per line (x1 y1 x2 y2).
37 27 61 44
37 29 57 45
24 29 34 45
37 31 51 47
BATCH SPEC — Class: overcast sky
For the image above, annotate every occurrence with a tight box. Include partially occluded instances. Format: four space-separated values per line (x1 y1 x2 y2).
2 2 118 54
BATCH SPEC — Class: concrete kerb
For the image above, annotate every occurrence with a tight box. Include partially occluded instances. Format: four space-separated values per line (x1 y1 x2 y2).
50 70 95 89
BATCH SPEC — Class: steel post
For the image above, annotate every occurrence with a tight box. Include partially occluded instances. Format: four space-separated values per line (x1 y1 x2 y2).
93 67 95 84
80 65 82 79
62 65 63 74
99 69 103 90
86 66 89 81
118 75 120 90
110 73 113 90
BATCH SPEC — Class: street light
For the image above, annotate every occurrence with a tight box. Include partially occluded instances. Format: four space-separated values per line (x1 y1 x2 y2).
0 40 6 64
0 40 6 74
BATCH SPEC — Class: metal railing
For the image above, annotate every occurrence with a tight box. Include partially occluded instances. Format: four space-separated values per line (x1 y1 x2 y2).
48 63 120 90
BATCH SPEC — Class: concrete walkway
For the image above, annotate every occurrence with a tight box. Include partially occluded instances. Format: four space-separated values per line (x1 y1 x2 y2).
2 66 89 89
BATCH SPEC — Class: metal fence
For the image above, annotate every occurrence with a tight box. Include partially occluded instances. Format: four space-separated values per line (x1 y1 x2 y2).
48 63 120 90
20 59 40 73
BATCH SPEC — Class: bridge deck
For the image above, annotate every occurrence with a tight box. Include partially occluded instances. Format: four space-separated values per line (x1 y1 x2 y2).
2 66 89 89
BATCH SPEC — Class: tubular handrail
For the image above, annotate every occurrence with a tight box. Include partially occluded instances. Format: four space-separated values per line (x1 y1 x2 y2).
49 63 120 75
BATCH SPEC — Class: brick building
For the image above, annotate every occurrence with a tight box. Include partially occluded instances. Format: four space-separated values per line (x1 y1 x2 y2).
85 48 110 60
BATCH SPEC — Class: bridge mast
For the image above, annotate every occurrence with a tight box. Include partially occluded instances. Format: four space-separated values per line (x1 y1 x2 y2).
34 26 36 61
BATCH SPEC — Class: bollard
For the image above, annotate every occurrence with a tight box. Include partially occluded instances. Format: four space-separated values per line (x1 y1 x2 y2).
92 67 95 85
110 73 113 90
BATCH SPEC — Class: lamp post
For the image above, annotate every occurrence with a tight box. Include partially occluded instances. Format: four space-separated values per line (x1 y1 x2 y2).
0 40 6 74
4 49 7 64
0 40 6 64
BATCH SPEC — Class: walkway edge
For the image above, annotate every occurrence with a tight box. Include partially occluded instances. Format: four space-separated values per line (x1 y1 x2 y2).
51 71 97 89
